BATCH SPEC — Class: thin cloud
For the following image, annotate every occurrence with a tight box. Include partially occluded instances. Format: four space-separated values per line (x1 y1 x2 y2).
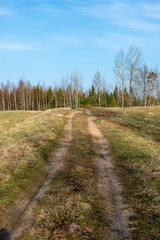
0 42 36 51
27 6 65 14
71 1 160 32
116 19 160 31
53 35 84 46
71 2 136 20
142 2 160 20
92 33 144 50
143 2 160 12
0 7 13 15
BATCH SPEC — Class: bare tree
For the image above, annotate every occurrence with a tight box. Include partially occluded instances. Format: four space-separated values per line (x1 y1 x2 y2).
113 49 126 107
32 88 34 110
54 87 58 108
156 73 160 105
93 71 103 107
135 64 149 107
154 66 160 106
147 71 158 106
61 75 69 108
66 85 72 108
12 84 17 110
70 69 82 109
126 45 143 107
7 79 11 110
1 82 5 111
18 80 26 110
79 79 83 108
42 83 46 110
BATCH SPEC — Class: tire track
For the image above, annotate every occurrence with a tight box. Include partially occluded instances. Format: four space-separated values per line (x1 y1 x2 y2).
1 111 76 240
87 110 134 240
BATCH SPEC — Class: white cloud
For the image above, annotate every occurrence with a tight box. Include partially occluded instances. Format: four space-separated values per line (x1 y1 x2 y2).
0 42 35 51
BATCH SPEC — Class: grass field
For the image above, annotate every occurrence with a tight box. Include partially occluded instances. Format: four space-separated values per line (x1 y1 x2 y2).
0 109 70 219
92 107 160 239
0 107 160 239
19 112 113 240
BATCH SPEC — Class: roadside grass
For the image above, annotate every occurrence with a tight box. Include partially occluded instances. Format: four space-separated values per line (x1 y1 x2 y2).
92 107 160 239
20 112 113 240
0 111 40 135
92 106 160 142
0 109 70 225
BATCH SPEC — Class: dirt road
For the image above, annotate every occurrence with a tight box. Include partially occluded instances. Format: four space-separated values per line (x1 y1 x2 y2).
87 110 134 240
0 111 76 240
1 109 134 240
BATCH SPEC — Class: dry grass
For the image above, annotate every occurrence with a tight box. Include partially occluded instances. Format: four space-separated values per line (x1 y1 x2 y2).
92 107 160 239
0 111 40 134
0 109 70 215
19 112 113 240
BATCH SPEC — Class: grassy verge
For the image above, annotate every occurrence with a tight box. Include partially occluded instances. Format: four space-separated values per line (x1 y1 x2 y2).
0 109 70 219
0 111 40 134
92 107 160 240
20 112 112 240
92 107 160 142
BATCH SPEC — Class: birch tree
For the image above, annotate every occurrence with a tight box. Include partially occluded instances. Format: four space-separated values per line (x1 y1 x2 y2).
135 64 149 107
113 49 126 107
126 45 143 107
147 71 158 106
156 73 160 105
70 69 82 109
1 83 5 111
93 71 103 107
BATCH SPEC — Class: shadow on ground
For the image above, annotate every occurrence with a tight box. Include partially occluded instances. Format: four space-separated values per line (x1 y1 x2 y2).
0 229 11 240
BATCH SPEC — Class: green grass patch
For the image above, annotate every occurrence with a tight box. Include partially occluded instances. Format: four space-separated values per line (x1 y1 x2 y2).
92 107 160 240
92 107 160 142
0 109 70 222
0 111 40 134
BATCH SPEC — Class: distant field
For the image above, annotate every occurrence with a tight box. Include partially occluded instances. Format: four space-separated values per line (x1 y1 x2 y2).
92 107 160 239
0 109 70 215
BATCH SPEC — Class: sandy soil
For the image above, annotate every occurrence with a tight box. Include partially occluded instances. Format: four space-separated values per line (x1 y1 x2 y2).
87 109 134 240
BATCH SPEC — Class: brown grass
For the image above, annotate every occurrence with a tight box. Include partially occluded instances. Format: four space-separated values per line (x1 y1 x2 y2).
92 107 160 239
18 112 113 240
0 109 70 218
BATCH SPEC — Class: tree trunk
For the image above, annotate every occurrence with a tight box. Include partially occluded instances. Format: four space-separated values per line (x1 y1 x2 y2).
122 78 124 107
129 73 132 107
14 90 17 110
98 92 100 107
2 90 5 111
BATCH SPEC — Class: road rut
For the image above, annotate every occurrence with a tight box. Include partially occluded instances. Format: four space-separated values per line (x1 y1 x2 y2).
87 110 134 240
1 111 76 240
1 110 134 240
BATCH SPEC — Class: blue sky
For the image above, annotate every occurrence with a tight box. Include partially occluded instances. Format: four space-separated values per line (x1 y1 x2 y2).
0 0 160 90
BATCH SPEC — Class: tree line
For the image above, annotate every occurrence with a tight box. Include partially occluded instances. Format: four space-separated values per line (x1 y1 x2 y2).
113 45 160 107
0 71 117 111
0 46 160 111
